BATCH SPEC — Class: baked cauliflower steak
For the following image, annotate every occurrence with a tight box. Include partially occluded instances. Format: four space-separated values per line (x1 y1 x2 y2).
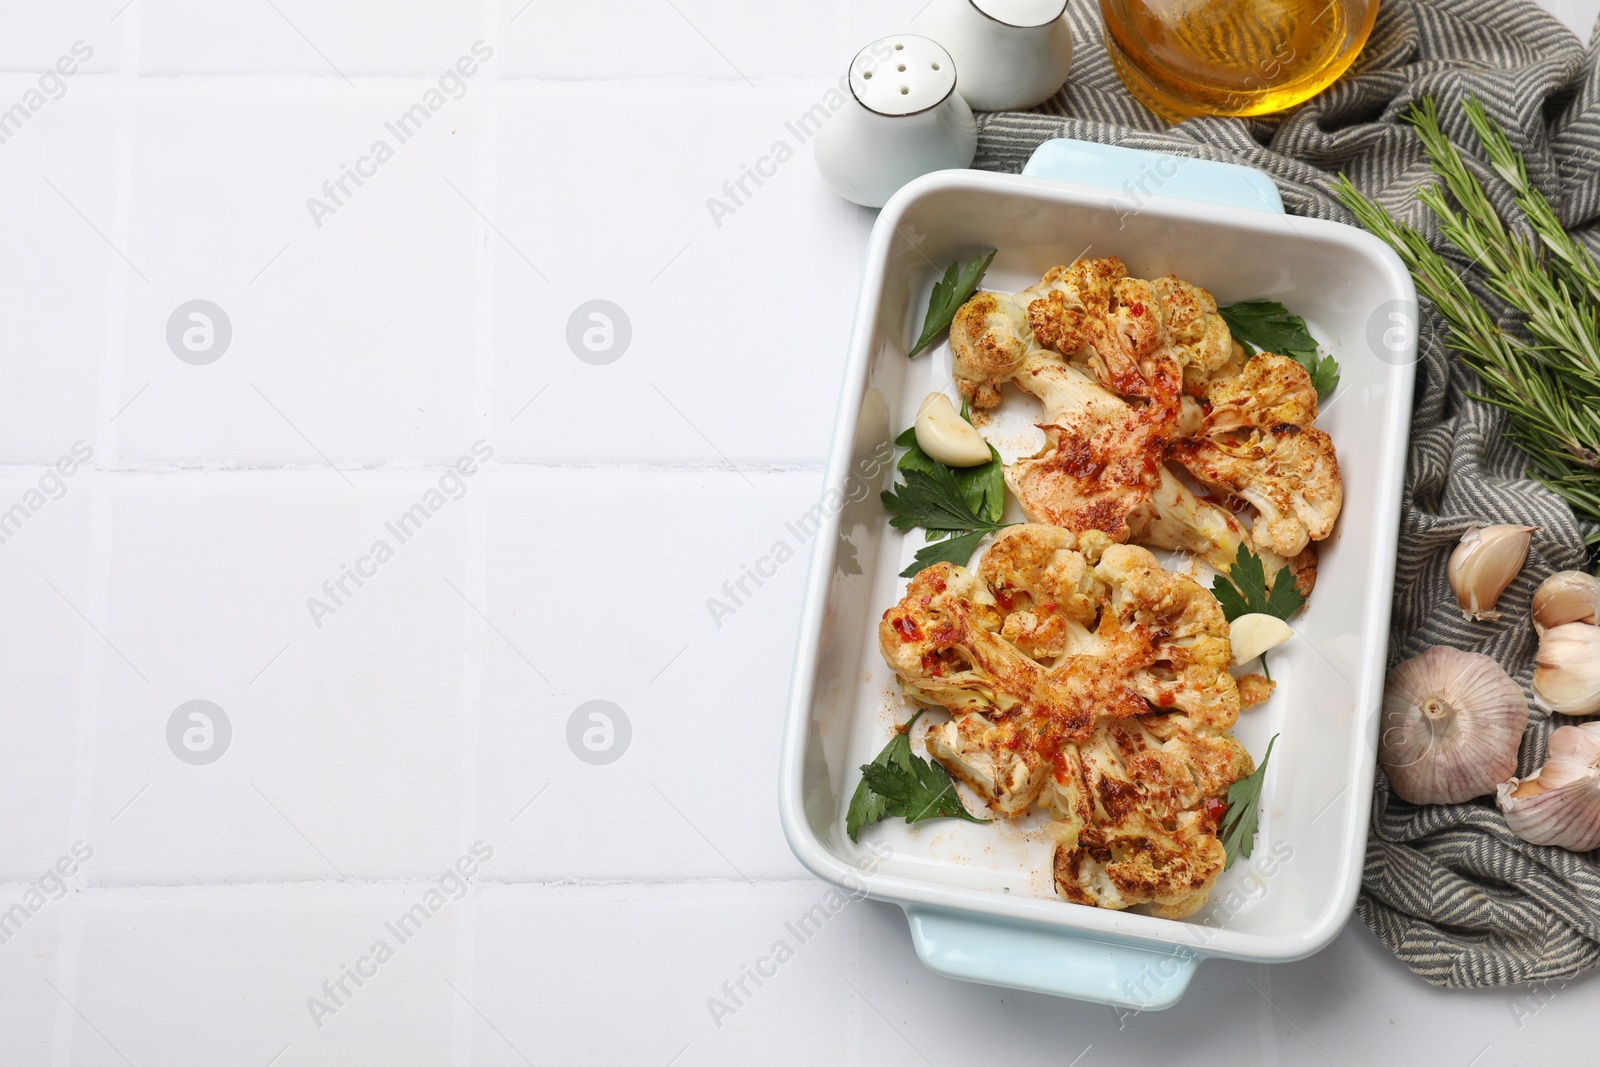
946 257 1341 601
878 526 1253 918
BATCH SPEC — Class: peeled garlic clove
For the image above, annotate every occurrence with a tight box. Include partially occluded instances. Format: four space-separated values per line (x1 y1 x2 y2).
1229 613 1292 666
1379 646 1529 805
1447 524 1535 621
914 393 992 467
1532 570 1600 635
1533 622 1600 716
1497 722 1600 850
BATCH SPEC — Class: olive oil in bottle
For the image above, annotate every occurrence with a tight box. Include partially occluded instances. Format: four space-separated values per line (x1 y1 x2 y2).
1099 0 1378 120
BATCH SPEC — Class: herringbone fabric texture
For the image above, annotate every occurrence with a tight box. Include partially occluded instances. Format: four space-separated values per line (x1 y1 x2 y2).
973 0 1600 987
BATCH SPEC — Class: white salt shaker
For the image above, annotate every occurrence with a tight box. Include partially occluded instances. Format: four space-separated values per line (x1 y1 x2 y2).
812 35 976 209
918 0 1073 111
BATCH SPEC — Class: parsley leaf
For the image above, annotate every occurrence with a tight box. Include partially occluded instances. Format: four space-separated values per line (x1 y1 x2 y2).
1218 734 1277 869
846 712 919 841
847 711 991 840
956 398 1006 524
1217 300 1317 360
882 465 994 534
1211 544 1305 622
909 250 997 358
1303 352 1341 399
959 446 1006 524
881 467 1013 577
885 403 1011 577
1218 299 1341 400
900 528 993 577
895 413 1005 523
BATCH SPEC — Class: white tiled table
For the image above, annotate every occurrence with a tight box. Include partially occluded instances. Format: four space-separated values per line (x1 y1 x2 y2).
2 2 1596 1064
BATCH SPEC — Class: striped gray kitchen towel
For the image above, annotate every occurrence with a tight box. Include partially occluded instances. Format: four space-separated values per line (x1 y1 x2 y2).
972 0 1600 988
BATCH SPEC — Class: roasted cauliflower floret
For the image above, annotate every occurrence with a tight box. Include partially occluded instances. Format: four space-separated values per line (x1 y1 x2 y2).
1173 423 1343 558
1056 809 1228 919
1023 257 1124 359
1152 274 1236 393
979 524 1109 660
979 521 1112 618
1095 544 1240 730
1098 275 1172 401
924 713 1048 816
1126 469 1318 598
1202 352 1318 434
1237 673 1276 710
877 562 1008 715
1025 265 1226 410
1044 717 1251 918
949 290 1034 409
1004 355 1168 542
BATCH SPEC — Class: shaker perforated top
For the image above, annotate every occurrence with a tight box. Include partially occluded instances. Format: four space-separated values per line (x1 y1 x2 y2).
850 36 957 117
971 0 1068 28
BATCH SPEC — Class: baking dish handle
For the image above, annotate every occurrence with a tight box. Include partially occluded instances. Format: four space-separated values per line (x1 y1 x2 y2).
1021 138 1285 215
905 905 1200 1010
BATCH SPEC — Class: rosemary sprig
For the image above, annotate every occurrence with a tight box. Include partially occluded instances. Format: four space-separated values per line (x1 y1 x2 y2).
1334 98 1600 540
1460 97 1600 306
1405 99 1600 389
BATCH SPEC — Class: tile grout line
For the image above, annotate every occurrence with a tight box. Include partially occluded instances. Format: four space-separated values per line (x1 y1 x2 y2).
0 875 822 891
54 8 148 1065
27 71 834 86
0 460 828 475
452 4 501 1062
91 1 146 474
52 482 115 1067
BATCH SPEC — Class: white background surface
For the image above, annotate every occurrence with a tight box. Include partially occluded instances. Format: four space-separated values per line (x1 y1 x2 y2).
2 1 1597 1064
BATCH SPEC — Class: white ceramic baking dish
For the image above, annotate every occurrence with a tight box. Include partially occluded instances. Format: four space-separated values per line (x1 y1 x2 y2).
778 139 1418 1009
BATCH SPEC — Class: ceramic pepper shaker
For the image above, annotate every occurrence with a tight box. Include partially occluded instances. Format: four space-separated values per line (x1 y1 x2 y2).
918 0 1072 111
812 35 976 209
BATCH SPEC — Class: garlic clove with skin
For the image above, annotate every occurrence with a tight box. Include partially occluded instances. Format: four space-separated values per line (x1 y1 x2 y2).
1447 524 1535 621
914 393 992 467
1379 646 1529 805
1496 722 1600 850
1533 622 1600 716
1532 570 1600 636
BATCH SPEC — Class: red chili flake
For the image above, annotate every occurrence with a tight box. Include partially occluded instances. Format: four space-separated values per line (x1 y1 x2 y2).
891 616 921 642
1130 302 1145 317
1204 796 1229 826
1038 602 1056 613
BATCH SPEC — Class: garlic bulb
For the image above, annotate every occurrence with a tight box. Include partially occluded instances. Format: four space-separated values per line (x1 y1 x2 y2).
1496 722 1600 850
1447 525 1534 621
1532 571 1600 635
1533 622 1600 716
1380 646 1529 805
